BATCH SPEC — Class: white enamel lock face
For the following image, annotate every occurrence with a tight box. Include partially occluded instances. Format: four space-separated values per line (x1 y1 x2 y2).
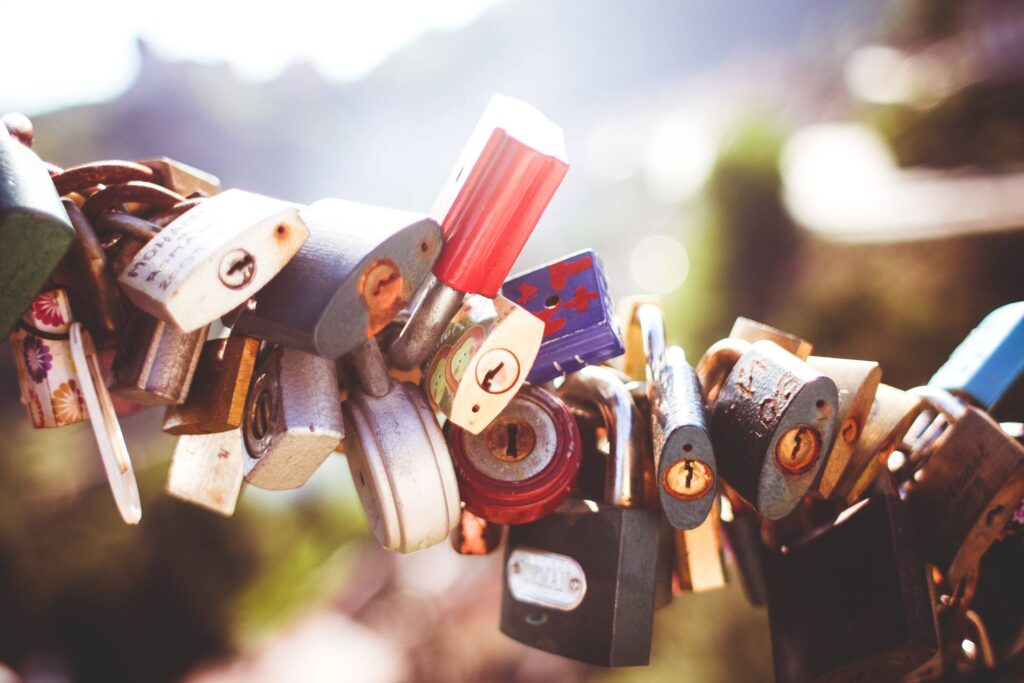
506 547 587 611
69 323 142 525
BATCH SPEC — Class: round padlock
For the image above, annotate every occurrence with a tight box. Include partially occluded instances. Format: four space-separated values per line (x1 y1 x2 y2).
447 384 582 525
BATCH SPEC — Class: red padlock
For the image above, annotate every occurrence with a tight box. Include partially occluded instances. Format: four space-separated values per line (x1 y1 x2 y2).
389 95 569 370
447 384 581 525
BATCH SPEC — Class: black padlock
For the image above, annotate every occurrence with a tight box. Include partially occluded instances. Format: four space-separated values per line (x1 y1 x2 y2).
765 492 940 682
500 365 661 667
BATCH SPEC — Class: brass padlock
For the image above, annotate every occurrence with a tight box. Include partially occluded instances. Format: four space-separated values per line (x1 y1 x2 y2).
138 157 221 197
728 316 812 360
166 430 244 516
699 338 839 519
118 188 310 332
242 345 344 490
904 386 1024 591
614 295 662 381
163 336 260 435
829 383 925 506
806 356 882 500
424 294 543 434
674 498 728 593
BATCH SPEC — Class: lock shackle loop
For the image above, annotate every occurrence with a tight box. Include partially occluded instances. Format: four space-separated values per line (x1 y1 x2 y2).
636 303 666 375
695 338 751 401
149 197 205 228
350 338 393 398
908 386 967 422
963 609 998 671
81 181 186 219
388 275 466 371
52 160 158 197
93 210 162 243
558 365 642 508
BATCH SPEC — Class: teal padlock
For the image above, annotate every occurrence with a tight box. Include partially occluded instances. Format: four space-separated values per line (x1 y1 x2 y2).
0 124 75 336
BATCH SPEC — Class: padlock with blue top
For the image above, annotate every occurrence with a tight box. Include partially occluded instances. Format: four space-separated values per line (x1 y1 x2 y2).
501 248 624 384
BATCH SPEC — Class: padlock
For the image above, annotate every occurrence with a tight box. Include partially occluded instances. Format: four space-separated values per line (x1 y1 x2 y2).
829 383 926 506
451 508 505 556
118 188 310 332
765 493 939 683
701 338 839 519
389 95 568 370
52 160 160 197
424 294 543 434
61 199 124 339
806 356 882 501
138 157 221 197
728 316 812 360
162 335 260 434
614 295 662 381
929 301 1024 410
636 303 717 530
501 366 661 667
242 345 343 490
343 338 460 552
9 289 89 428
166 429 245 516
903 386 1024 591
446 384 581 524
109 308 208 406
500 249 624 384
0 126 75 336
229 198 441 358
673 498 728 593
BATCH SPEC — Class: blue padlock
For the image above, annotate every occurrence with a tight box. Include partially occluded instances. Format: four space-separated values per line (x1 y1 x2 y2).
929 302 1024 410
501 249 623 384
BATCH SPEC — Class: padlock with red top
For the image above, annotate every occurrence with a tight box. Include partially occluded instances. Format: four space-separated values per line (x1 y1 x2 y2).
389 94 569 370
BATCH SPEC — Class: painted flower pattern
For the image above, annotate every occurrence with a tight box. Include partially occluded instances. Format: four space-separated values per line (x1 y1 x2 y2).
22 335 53 383
52 379 87 424
31 291 66 329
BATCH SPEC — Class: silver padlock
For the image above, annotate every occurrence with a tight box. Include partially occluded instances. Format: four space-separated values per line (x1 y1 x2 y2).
110 309 208 406
344 338 461 553
167 429 245 516
230 198 441 358
242 346 344 490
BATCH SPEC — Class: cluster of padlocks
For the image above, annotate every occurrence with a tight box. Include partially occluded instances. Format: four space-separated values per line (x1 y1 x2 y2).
2 95 1023 681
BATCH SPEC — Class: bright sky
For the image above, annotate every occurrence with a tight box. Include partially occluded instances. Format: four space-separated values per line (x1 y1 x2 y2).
3 0 505 114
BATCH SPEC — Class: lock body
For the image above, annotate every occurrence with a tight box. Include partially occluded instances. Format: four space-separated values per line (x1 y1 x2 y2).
431 94 568 298
674 498 728 593
711 340 839 519
0 129 75 336
808 357 882 501
110 309 207 406
243 346 343 490
447 384 582 524
344 374 461 553
830 384 925 506
728 317 812 360
929 301 1024 409
118 188 310 332
765 494 938 682
9 289 88 427
163 336 259 435
138 157 221 197
425 294 543 434
166 430 244 516
501 501 661 667
501 249 623 384
231 199 441 358
904 399 1024 586
651 346 717 529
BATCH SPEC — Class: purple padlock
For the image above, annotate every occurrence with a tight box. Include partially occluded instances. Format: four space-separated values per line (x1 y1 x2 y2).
502 249 624 384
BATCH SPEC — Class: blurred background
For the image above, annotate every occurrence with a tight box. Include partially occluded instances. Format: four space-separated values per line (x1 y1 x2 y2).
2 0 1024 680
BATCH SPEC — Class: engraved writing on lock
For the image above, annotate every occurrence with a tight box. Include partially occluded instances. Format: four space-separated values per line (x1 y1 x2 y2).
507 547 587 611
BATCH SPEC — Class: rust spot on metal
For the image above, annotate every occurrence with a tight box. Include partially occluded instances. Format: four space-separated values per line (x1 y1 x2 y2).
484 417 536 462
53 161 157 197
360 258 406 337
841 417 859 444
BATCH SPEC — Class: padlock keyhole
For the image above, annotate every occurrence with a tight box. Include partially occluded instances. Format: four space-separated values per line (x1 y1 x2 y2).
506 424 519 458
481 361 505 391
